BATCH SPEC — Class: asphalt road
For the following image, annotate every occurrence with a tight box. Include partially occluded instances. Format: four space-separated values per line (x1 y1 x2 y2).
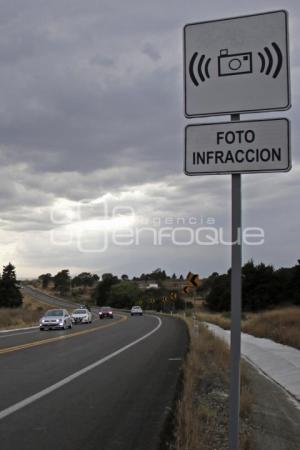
0 288 188 450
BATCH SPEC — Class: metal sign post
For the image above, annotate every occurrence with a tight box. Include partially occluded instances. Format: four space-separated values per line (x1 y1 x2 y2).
229 114 242 450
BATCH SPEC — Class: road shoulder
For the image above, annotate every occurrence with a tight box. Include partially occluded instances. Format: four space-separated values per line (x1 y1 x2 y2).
246 362 300 450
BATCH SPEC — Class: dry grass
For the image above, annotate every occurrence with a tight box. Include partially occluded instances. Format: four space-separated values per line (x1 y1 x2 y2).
196 311 231 330
240 366 253 420
174 319 253 450
195 306 300 349
0 293 53 330
243 307 300 350
33 283 93 306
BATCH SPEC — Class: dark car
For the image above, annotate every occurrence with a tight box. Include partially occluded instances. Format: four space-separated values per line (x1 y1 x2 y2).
99 306 113 319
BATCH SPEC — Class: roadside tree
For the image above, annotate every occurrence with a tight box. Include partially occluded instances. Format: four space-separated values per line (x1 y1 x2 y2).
53 269 71 295
38 273 52 289
0 263 23 308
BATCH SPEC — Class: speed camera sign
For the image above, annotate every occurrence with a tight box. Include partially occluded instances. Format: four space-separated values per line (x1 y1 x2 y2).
184 10 290 117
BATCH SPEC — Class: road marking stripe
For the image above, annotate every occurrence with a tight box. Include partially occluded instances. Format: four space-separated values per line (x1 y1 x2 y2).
0 330 39 339
0 316 162 420
0 326 39 334
0 316 127 355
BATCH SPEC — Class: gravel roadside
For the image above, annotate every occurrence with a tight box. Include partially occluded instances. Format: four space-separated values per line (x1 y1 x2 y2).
246 363 300 450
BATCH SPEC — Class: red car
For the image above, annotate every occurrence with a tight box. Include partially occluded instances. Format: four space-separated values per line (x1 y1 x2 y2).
99 306 114 319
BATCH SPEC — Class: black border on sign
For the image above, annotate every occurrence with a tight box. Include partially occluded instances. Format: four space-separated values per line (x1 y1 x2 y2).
183 10 291 118
184 118 291 176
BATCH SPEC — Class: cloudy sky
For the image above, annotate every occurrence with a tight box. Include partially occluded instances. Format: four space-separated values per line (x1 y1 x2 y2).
0 0 299 279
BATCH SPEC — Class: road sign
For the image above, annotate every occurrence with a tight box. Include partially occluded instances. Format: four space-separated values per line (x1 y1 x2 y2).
182 286 191 295
187 272 201 288
185 118 290 175
184 10 290 117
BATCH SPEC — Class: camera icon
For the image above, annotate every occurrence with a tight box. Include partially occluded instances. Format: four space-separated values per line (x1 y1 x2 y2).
218 49 253 77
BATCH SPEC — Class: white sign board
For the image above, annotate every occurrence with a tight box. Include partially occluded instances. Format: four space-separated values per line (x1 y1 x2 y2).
185 118 290 175
184 10 290 117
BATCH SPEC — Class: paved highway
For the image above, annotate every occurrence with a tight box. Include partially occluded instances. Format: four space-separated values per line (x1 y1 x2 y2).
0 288 188 450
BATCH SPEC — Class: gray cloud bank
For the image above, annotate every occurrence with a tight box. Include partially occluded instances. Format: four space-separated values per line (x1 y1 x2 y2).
0 0 299 277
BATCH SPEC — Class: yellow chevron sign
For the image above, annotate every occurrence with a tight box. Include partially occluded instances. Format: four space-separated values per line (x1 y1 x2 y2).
169 291 177 300
187 272 201 288
182 285 191 295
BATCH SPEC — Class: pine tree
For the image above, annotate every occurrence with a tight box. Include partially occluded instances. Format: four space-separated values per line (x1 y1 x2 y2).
0 263 23 308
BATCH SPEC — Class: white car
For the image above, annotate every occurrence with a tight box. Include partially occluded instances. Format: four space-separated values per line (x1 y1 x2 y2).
71 308 92 324
131 306 143 316
40 309 73 331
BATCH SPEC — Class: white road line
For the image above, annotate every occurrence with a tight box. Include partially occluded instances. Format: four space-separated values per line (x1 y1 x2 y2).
0 326 39 334
0 316 162 421
0 330 39 339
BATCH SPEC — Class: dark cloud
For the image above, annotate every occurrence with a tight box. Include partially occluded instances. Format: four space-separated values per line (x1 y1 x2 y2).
0 0 299 277
142 43 161 61
90 55 115 67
